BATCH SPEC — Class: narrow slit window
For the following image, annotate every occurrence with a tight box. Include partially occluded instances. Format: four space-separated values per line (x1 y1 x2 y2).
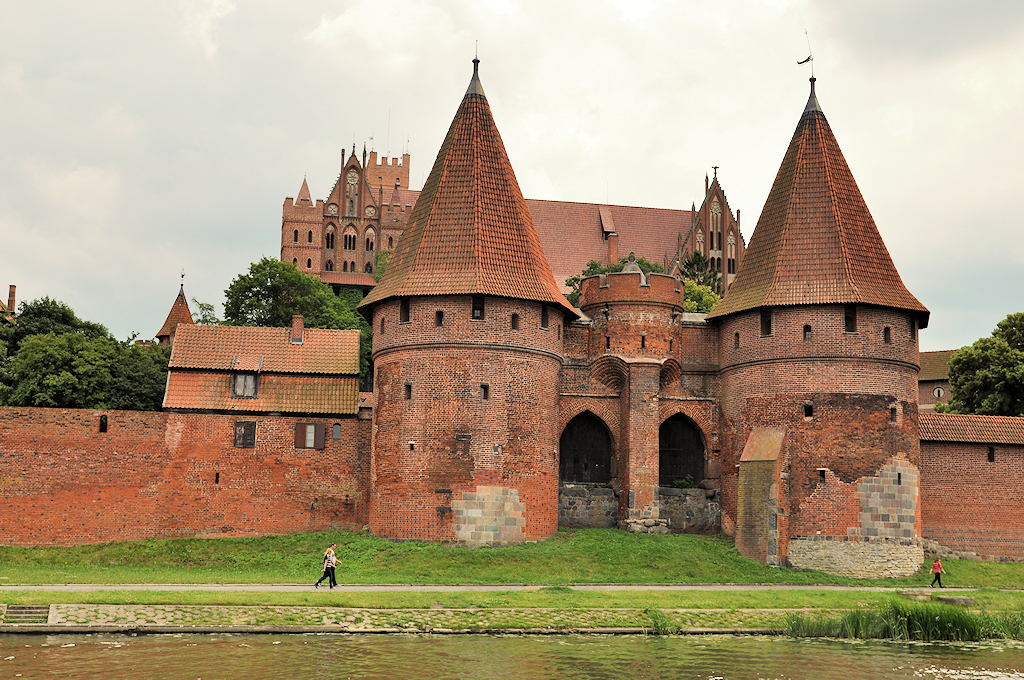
803 325 812 341
734 332 740 349
400 298 410 323
818 469 826 484
988 446 995 462
404 382 412 400
640 335 646 349
472 295 485 320
558 325 561 340
884 327 892 344
844 305 857 333
511 313 520 330
804 403 814 419
541 306 549 329
435 310 444 327
99 415 108 433
379 317 385 334
911 318 917 341
307 230 313 243
760 309 772 336
890 406 897 423
897 472 902 486
669 338 673 352
605 335 610 349
215 472 220 484
306 258 312 269
480 383 490 400
333 423 341 440
293 229 298 242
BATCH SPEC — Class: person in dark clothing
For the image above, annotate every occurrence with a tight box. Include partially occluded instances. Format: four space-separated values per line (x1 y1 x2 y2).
314 543 337 589
930 557 946 588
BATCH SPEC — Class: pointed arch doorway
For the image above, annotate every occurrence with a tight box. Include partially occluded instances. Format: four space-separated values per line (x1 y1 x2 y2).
659 414 705 487
559 412 612 484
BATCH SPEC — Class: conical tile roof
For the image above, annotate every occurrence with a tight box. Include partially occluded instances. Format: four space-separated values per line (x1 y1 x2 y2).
359 60 575 317
707 78 929 326
156 285 195 340
297 177 312 204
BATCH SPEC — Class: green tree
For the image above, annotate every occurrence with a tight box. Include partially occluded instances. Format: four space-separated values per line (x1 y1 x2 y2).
191 298 220 325
223 257 372 386
938 312 1024 417
375 249 392 283
0 297 110 353
677 251 722 290
109 342 173 411
683 279 720 314
564 256 665 307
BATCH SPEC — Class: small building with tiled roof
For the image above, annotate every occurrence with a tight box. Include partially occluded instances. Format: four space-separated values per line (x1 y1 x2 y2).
919 349 957 410
155 285 195 347
164 316 361 417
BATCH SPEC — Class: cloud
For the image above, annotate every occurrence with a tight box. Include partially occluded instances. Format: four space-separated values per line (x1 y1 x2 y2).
180 0 237 59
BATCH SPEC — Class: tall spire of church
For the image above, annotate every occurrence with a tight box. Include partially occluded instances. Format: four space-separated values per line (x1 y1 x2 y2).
297 177 312 204
360 59 575 316
708 77 928 325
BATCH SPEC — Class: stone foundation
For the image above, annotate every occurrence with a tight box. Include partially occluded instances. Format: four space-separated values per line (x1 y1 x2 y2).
658 487 721 534
786 536 923 578
621 517 670 534
452 486 526 546
558 485 619 528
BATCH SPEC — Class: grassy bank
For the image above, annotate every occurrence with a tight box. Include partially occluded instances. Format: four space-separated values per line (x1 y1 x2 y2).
785 599 1024 642
0 529 1020 587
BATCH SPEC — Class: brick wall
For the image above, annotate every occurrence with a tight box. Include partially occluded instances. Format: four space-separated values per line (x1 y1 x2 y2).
0 407 369 546
921 441 1024 559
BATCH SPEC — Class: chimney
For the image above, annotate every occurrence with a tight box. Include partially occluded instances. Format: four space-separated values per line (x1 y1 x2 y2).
7 285 14 313
291 315 304 344
606 233 619 266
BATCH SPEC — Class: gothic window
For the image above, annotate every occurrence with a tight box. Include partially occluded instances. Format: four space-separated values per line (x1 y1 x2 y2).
560 412 612 484
292 258 297 266
307 230 313 243
343 227 357 250
350 261 355 271
364 262 373 274
727 233 736 274
306 259 312 269
325 260 334 271
364 228 376 252
710 200 722 251
325 232 335 249
695 232 704 254
388 236 393 248
293 229 298 243
342 261 348 272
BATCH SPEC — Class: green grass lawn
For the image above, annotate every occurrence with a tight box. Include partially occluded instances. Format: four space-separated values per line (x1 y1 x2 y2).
0 528 1019 588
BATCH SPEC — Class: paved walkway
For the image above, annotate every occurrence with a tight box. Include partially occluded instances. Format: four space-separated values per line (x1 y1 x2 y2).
0 583 976 592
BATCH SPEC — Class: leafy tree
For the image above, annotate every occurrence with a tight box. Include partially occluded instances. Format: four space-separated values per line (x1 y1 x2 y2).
564 256 665 307
223 257 372 386
677 251 722 290
0 297 110 353
191 298 220 325
109 342 173 411
938 312 1024 417
683 279 720 314
375 249 392 283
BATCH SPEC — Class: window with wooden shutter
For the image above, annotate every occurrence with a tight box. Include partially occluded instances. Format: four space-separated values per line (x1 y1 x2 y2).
313 423 326 450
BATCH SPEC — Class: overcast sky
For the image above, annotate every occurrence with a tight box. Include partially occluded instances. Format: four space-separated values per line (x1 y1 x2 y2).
1 1 1022 351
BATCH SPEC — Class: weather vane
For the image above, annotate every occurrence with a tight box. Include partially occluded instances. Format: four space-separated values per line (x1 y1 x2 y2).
797 29 814 77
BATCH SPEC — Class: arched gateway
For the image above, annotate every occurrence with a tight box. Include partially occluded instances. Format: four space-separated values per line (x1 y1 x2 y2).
659 414 705 487
559 412 612 484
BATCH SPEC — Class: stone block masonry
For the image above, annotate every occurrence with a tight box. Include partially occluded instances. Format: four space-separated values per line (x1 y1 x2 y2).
559 485 618 528
0 407 369 545
452 486 526 545
786 537 923 579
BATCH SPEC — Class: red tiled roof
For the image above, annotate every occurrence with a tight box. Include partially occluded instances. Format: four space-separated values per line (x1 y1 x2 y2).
156 286 195 339
163 372 359 414
920 350 957 382
320 271 377 287
359 61 575 317
525 199 695 291
919 413 1024 445
708 79 929 325
169 324 360 374
739 428 785 462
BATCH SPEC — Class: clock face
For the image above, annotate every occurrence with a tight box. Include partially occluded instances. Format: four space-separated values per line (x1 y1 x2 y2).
327 204 338 215
346 170 358 185
365 206 376 217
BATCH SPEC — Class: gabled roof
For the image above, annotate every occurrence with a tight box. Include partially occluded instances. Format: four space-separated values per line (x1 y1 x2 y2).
920 413 1024 445
163 373 359 414
169 324 360 375
707 78 929 325
359 60 575 317
920 350 957 382
156 286 195 340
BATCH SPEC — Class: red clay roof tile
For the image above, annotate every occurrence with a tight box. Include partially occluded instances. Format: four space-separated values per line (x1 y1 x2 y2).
919 350 957 382
169 324 360 375
156 286 195 339
359 61 575 317
708 79 929 325
920 413 1024 445
163 372 358 414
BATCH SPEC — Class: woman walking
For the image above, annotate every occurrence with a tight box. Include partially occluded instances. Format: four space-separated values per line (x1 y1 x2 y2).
314 543 338 589
930 557 946 588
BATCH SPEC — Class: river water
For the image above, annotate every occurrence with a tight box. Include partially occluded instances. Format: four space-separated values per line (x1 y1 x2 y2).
3 633 1024 679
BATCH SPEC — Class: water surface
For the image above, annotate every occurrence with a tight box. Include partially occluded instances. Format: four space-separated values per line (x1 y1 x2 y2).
3 633 1024 679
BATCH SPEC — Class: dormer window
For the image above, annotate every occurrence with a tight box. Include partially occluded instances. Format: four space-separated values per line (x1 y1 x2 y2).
232 373 258 398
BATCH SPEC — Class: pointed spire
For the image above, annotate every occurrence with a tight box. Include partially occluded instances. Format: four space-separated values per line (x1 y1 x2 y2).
803 76 821 114
360 58 574 317
708 78 929 326
156 283 195 344
465 57 486 98
297 177 312 204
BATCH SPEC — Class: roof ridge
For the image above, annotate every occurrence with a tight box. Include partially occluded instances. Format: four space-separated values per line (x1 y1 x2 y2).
818 113 859 301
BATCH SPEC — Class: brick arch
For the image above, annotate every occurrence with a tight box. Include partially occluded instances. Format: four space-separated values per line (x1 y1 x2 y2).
590 355 628 393
658 400 715 444
659 411 707 487
659 359 681 390
559 398 621 438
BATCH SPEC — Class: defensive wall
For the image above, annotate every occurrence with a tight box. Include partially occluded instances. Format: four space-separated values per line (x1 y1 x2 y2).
0 407 369 546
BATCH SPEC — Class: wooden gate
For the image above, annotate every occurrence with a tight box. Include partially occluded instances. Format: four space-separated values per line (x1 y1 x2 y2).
659 414 705 487
559 412 612 483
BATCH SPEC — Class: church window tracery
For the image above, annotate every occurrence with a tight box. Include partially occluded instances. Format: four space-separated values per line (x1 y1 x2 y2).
364 262 373 273
325 260 334 271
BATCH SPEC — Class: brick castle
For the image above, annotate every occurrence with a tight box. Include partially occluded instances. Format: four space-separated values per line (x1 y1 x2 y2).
2 61 1022 579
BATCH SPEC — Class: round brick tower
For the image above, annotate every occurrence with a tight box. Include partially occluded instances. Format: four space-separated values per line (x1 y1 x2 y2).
358 60 577 545
706 78 930 576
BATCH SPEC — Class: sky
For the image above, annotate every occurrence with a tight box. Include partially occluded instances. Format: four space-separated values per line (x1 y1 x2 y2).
1 1 1022 352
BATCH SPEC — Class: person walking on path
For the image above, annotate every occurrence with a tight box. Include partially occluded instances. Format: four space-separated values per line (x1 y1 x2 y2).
314 543 338 589
930 557 947 588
